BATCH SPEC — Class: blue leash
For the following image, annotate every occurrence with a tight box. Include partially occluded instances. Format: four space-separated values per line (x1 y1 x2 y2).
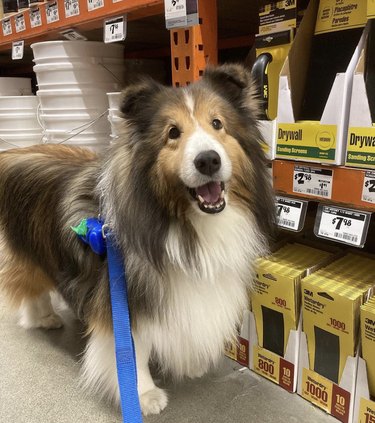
72 219 143 423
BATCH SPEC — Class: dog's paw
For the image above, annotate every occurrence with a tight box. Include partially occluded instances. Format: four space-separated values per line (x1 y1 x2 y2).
19 312 63 330
140 387 168 416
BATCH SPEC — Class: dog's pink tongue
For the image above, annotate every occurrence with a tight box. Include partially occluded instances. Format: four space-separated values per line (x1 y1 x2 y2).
196 181 221 204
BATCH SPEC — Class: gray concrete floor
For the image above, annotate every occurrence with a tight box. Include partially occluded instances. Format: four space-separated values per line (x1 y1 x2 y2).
0 292 335 423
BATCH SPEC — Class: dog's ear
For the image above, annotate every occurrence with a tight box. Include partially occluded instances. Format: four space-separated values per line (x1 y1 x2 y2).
120 78 162 119
201 64 258 115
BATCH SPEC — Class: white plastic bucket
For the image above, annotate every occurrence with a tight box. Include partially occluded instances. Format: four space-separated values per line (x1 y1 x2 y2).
0 134 42 150
33 57 125 66
44 129 110 140
0 96 39 109
40 113 110 133
0 129 42 136
108 115 125 136
31 41 124 60
37 81 121 92
0 78 32 96
33 62 125 85
107 92 122 110
37 89 109 110
0 113 41 130
40 107 107 117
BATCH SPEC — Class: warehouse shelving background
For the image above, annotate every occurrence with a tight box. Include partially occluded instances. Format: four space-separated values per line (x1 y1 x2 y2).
0 1 372 423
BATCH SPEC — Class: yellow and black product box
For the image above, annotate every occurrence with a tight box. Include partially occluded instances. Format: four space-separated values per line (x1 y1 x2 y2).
224 309 251 367
252 1 309 160
369 0 375 19
345 20 375 170
250 242 337 392
353 297 375 423
276 0 367 165
298 254 375 423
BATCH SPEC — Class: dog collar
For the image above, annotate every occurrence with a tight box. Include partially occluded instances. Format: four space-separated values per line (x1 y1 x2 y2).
71 217 106 256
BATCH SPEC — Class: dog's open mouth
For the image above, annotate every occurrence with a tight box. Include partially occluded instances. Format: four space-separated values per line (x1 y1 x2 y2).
189 181 226 214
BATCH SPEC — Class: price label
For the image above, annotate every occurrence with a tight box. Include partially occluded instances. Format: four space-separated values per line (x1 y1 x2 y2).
302 368 350 422
12 40 24 60
275 196 307 232
293 165 333 199
87 0 104 11
46 1 59 24
315 205 371 247
252 345 295 392
104 16 127 43
60 28 87 40
64 0 80 18
15 14 26 33
2 19 12 36
362 171 375 204
113 0 123 2
165 0 187 29
30 7 42 28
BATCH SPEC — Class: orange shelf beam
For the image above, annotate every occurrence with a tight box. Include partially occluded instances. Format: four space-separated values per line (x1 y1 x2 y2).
170 0 217 86
0 0 164 50
273 159 375 212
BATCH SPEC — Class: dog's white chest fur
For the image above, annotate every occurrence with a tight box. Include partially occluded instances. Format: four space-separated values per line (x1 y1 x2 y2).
146 205 265 378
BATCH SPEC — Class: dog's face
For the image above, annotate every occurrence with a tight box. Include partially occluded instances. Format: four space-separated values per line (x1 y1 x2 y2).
119 64 269 219
104 64 275 268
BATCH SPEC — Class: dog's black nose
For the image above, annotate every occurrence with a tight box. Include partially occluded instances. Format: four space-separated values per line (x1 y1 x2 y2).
194 150 221 176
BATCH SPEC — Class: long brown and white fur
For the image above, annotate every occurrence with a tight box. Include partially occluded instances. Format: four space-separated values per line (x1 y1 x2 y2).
0 64 275 415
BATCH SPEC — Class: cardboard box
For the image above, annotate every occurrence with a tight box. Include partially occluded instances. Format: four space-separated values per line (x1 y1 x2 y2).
298 254 375 423
353 298 375 423
252 1 299 160
224 309 251 367
345 21 375 170
276 0 367 165
249 242 337 392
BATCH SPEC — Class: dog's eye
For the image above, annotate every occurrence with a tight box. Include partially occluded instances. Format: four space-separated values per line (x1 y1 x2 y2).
168 126 181 140
212 119 223 130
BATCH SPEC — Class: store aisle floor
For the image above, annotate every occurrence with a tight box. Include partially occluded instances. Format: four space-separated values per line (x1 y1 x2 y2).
0 292 335 423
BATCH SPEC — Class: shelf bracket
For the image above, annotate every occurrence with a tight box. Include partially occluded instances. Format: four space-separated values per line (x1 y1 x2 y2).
169 0 217 86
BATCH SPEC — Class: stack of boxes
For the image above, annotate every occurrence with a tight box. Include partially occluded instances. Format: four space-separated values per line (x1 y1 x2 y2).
226 246 375 423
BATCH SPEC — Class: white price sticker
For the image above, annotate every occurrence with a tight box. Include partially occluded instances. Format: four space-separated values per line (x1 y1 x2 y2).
30 7 42 28
104 16 127 43
165 0 187 29
64 0 80 18
60 28 87 40
2 19 12 36
293 165 333 199
315 205 370 247
46 1 59 24
362 171 375 204
276 196 307 232
113 0 123 2
12 40 24 60
88 0 104 11
15 14 26 33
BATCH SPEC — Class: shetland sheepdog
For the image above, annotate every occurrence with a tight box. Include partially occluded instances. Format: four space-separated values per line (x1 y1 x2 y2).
0 64 274 415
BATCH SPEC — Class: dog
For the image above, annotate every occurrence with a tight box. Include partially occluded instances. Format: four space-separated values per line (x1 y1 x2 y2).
0 64 275 416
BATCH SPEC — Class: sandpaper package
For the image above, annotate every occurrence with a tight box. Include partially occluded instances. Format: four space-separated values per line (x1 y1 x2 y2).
299 0 366 120
361 297 375 398
302 254 375 384
252 243 334 357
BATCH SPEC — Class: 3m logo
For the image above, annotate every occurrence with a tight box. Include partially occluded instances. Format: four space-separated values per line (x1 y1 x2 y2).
304 289 313 297
365 318 375 326
285 0 296 6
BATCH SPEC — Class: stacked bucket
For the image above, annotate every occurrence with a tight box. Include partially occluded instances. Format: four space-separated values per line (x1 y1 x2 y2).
0 78 42 151
32 41 125 152
107 92 124 141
